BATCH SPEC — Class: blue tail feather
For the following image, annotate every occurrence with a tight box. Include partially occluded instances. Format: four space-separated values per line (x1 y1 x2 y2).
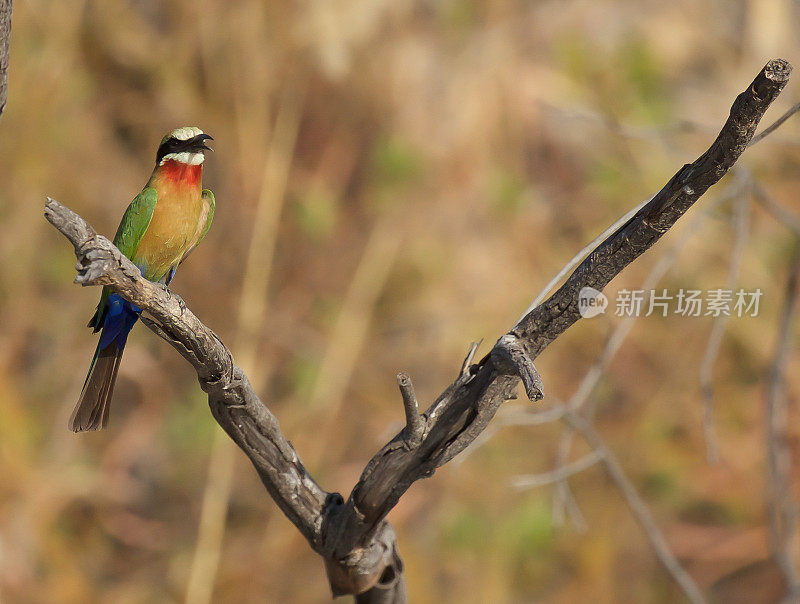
71 293 140 432
98 294 142 350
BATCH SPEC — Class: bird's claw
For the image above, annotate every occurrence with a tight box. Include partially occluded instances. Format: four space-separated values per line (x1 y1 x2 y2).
154 282 187 313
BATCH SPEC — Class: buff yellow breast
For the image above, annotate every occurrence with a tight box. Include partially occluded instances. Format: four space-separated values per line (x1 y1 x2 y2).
133 160 207 282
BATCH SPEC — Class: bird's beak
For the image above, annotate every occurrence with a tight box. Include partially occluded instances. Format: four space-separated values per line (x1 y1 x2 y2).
189 133 214 152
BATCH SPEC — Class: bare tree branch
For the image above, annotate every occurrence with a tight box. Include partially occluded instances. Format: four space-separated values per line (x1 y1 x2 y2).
510 61 789 354
514 196 652 324
0 0 11 120
45 60 790 600
327 57 790 595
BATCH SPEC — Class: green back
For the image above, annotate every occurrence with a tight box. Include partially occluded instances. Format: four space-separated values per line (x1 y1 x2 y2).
91 187 157 325
113 187 157 258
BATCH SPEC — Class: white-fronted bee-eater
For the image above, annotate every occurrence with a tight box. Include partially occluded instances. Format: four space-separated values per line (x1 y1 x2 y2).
70 126 215 432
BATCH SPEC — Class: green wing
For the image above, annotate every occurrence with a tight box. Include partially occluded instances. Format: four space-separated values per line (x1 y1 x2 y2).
89 188 157 331
179 188 215 265
113 187 158 259
197 188 215 248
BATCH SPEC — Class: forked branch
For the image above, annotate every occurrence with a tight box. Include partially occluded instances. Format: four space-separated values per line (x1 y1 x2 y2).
46 59 790 601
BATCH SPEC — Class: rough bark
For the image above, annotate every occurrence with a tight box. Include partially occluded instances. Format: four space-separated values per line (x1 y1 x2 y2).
45 59 790 600
0 0 11 119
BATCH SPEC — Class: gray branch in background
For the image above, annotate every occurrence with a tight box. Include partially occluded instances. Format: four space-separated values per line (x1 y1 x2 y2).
563 411 708 604
748 100 800 147
699 190 752 463
45 60 790 601
766 247 800 597
543 178 743 527
753 181 800 236
0 0 12 119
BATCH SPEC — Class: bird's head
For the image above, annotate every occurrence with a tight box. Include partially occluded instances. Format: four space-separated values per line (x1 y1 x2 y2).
156 126 214 166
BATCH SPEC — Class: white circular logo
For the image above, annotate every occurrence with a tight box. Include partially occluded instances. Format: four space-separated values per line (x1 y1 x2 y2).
578 286 608 318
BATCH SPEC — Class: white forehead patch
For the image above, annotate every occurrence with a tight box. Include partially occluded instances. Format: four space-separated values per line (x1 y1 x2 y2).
169 126 204 141
160 151 205 166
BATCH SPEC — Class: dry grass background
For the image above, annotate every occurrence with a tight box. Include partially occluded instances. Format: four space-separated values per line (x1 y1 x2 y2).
1 0 800 602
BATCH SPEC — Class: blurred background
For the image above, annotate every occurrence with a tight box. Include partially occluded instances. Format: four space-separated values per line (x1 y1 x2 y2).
1 0 800 602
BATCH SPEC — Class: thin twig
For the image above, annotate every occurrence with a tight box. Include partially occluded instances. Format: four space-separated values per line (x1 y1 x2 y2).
541 96 800 151
451 403 567 468
511 449 605 489
397 372 424 447
559 484 587 533
461 341 481 377
752 181 800 237
749 100 800 146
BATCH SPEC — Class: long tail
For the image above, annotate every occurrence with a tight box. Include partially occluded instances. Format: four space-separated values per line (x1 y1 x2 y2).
70 293 140 432
69 341 124 431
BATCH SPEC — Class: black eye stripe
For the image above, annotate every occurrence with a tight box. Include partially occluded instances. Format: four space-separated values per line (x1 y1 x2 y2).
156 137 190 162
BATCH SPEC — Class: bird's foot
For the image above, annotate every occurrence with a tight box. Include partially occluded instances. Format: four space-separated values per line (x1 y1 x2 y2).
153 282 187 313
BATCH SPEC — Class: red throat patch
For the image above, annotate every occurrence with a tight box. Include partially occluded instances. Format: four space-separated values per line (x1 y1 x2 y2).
158 159 203 188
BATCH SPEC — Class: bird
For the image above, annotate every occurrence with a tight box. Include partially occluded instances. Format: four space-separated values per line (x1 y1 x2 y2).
69 126 215 432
